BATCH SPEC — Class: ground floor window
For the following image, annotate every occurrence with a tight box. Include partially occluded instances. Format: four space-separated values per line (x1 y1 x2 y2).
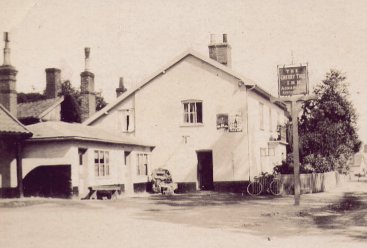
260 148 275 157
94 150 110 177
137 153 149 175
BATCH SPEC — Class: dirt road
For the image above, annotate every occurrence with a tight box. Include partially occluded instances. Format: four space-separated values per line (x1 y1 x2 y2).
0 179 366 248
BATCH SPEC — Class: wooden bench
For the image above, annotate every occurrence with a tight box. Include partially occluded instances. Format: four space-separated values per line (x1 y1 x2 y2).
84 185 121 200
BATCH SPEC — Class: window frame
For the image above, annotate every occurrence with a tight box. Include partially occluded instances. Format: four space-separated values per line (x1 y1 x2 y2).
119 108 135 133
182 100 203 126
136 153 149 176
94 150 110 177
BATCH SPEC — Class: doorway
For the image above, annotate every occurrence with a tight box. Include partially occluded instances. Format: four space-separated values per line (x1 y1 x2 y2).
197 151 214 190
23 165 72 198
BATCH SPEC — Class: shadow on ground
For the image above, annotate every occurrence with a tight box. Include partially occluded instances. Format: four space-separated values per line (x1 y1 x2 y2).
307 191 367 240
145 191 282 207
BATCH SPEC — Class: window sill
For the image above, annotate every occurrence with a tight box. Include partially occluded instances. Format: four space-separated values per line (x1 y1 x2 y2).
95 176 112 179
180 123 204 128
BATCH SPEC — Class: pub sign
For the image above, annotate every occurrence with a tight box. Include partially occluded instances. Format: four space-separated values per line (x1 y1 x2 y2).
278 64 309 96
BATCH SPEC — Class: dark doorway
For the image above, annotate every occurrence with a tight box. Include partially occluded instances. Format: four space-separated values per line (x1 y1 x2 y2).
197 151 214 190
23 165 72 198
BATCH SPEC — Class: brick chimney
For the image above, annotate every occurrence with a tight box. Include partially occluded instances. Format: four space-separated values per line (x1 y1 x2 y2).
208 34 232 67
116 77 127 97
44 68 62 99
0 32 18 116
80 47 96 122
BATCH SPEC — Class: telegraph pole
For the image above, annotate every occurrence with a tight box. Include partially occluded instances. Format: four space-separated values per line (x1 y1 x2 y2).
291 99 301 205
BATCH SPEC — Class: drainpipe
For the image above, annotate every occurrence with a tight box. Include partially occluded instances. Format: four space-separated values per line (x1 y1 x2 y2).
245 85 256 181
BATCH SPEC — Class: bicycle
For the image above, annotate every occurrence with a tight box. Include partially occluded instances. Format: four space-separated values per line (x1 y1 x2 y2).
246 172 283 196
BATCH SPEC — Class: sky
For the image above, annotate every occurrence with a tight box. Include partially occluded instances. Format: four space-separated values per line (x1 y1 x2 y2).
1 0 367 139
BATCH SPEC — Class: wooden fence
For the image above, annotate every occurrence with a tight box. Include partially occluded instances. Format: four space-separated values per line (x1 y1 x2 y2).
279 171 347 194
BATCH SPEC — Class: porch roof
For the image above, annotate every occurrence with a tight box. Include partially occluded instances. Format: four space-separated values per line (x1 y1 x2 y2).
0 104 32 137
26 121 154 148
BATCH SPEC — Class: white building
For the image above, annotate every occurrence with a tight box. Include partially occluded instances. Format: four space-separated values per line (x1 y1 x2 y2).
16 121 153 198
84 35 288 193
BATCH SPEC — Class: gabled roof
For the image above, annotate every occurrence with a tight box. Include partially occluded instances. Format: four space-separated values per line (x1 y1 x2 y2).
0 104 32 136
17 96 64 120
27 121 154 148
83 49 285 125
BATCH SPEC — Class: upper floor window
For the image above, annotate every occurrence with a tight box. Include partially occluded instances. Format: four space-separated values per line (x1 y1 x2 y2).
259 102 264 130
94 150 110 177
119 109 135 133
183 101 203 124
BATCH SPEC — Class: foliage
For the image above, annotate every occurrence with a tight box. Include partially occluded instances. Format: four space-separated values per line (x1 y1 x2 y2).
299 69 361 173
18 81 107 113
60 80 107 111
17 92 46 103
95 91 108 111
273 154 314 174
60 94 81 123
60 80 80 98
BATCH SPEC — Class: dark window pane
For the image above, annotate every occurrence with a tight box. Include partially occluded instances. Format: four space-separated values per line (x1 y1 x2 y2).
196 102 203 123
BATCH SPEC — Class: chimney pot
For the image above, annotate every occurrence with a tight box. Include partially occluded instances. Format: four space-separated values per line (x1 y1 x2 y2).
223 34 228 43
4 32 9 42
116 77 127 97
85 47 90 59
119 77 124 88
3 32 11 65
84 47 91 71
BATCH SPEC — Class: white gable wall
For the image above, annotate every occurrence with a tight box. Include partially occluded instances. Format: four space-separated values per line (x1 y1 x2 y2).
134 56 250 184
41 104 62 121
90 56 254 187
91 95 135 133
88 55 288 190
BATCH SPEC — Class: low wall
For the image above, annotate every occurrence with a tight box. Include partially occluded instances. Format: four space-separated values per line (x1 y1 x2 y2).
280 171 346 194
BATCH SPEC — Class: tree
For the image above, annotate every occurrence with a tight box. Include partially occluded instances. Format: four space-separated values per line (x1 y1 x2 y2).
60 94 81 123
60 80 107 111
95 91 107 111
299 69 361 173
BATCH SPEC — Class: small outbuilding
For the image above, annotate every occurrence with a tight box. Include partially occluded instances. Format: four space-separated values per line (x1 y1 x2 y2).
20 121 154 198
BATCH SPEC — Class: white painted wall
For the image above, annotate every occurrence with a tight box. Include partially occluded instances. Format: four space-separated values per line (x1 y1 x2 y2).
247 90 287 178
90 55 288 186
92 95 135 135
41 104 61 121
21 140 151 197
133 56 250 184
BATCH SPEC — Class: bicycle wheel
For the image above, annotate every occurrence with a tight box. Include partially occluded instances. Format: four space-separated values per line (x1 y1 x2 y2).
269 179 282 196
246 181 263 196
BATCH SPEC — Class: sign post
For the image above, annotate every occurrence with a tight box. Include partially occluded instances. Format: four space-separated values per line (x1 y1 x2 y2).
276 64 310 206
291 98 301 205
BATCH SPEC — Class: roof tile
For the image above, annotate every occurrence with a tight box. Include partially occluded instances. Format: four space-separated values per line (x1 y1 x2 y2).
17 97 63 119
0 104 32 135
